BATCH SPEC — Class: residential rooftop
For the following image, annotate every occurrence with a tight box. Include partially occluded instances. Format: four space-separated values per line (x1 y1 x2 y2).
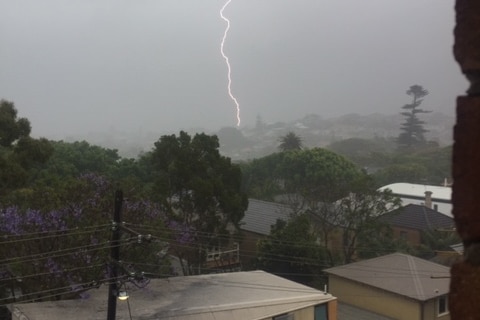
380 204 455 231
324 253 450 301
379 183 451 202
10 271 335 320
241 198 294 235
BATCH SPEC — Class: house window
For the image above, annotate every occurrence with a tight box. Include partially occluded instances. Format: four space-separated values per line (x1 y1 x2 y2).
273 313 294 320
314 304 328 320
438 295 449 315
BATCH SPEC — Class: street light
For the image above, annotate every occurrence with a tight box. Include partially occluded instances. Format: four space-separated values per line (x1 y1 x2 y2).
118 290 129 301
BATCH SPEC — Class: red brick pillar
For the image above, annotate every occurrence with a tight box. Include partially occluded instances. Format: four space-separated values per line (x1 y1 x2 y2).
450 1 480 319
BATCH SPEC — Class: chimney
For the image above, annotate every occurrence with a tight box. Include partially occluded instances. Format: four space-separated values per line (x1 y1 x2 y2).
424 191 433 209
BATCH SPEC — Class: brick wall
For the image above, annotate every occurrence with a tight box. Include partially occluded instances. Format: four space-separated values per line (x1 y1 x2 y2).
450 1 480 319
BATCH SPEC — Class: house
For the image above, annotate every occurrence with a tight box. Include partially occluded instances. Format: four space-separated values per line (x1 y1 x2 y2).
239 198 294 268
324 253 450 320
337 303 395 320
379 183 452 217
9 271 338 320
379 204 455 247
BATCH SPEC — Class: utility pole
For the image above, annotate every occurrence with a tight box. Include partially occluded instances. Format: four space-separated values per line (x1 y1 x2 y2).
107 190 123 320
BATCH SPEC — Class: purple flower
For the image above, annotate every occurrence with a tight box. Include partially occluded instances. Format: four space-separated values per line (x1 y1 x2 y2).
168 220 195 244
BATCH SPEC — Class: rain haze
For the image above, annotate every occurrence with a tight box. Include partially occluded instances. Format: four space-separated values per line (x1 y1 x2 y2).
0 0 467 139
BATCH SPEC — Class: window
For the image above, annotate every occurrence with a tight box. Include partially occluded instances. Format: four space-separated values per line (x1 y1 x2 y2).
273 313 294 320
314 304 328 320
438 295 449 315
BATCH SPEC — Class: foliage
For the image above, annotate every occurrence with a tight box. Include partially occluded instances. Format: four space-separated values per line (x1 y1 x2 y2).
242 148 362 202
243 148 402 265
149 131 248 274
307 174 402 264
324 135 452 187
0 100 31 148
0 100 54 198
416 229 461 260
397 85 431 150
0 174 170 303
240 152 287 200
278 131 303 151
336 175 401 263
256 214 327 286
279 148 362 203
372 145 452 186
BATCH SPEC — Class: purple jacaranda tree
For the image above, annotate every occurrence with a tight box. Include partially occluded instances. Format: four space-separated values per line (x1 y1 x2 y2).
0 173 170 303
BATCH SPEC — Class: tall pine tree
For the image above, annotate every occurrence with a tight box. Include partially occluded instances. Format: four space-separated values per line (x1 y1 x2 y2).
397 85 431 150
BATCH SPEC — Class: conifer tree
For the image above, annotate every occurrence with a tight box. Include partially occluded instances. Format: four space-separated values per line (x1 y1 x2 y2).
397 85 431 150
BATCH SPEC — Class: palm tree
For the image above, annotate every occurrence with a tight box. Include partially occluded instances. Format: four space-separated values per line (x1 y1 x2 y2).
278 132 303 151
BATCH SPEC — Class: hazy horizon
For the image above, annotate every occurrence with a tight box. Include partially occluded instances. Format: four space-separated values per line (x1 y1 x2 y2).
1 0 467 139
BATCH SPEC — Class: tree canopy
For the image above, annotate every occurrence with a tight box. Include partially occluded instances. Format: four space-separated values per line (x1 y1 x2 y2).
150 131 248 274
242 148 362 202
278 131 303 152
0 100 53 198
256 214 327 286
0 100 31 148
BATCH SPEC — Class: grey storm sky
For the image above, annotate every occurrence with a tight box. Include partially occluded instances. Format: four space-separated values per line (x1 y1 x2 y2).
0 0 467 138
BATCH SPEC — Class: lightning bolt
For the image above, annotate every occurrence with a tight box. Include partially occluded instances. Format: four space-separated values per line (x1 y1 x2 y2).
220 0 241 127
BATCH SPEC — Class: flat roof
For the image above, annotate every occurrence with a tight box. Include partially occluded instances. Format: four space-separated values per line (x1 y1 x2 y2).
379 183 451 201
10 271 335 320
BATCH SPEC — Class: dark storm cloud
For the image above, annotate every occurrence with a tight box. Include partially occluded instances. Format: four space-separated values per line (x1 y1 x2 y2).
0 0 466 137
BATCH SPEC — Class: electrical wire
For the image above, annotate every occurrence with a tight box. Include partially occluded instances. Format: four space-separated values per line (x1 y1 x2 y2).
0 225 111 245
0 238 135 266
0 214 452 308
0 223 112 239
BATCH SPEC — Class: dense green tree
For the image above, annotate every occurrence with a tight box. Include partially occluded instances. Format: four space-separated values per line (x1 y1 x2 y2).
417 229 461 260
149 131 248 274
0 100 53 198
304 174 401 265
335 175 401 263
397 85 431 150
240 152 287 200
371 145 452 186
256 214 327 286
242 148 362 204
279 148 362 203
278 131 303 151
0 100 31 148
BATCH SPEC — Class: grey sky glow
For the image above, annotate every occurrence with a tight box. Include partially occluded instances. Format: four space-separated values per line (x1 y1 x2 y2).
0 0 467 138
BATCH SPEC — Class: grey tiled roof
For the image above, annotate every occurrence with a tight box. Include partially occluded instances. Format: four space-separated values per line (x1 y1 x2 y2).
338 303 395 320
325 253 450 301
240 198 294 235
380 204 454 231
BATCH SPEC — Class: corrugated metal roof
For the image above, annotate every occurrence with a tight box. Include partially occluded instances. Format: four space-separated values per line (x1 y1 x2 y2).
324 253 450 301
241 199 294 235
380 204 455 231
10 271 335 320
379 183 451 201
